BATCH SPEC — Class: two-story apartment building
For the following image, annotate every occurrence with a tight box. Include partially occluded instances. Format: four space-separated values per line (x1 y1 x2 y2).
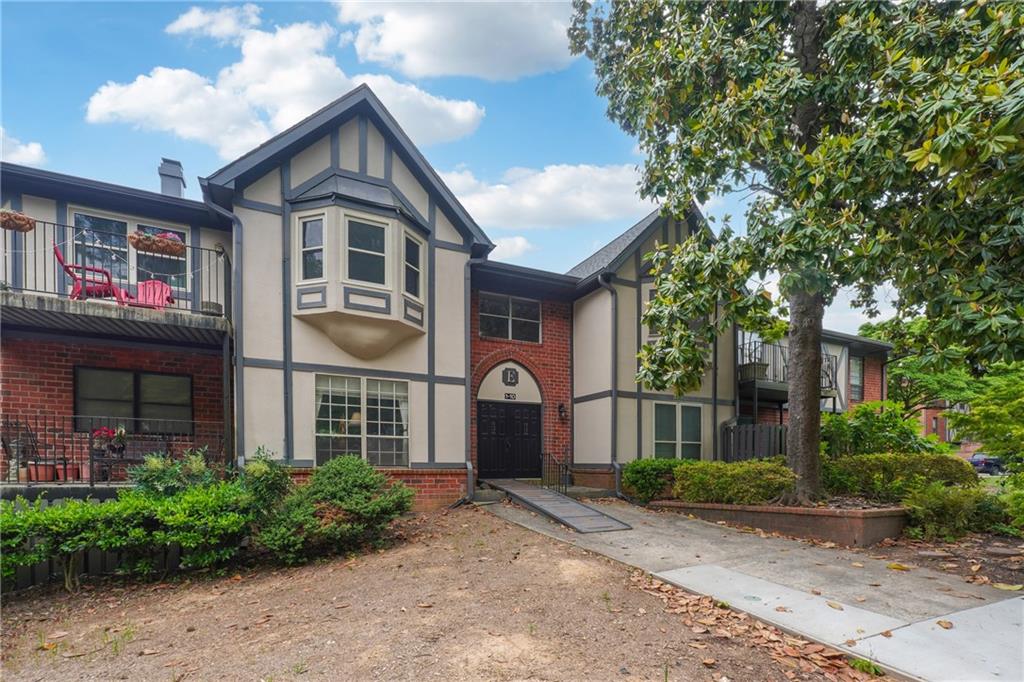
1 85 889 509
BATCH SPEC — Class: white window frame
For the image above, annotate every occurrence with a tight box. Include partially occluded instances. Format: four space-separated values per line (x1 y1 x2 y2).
343 213 391 289
402 231 424 302
652 402 702 460
295 213 328 283
69 205 191 293
478 291 543 343
314 374 410 467
850 356 865 401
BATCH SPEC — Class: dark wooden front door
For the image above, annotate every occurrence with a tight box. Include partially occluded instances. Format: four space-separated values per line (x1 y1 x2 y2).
477 401 541 479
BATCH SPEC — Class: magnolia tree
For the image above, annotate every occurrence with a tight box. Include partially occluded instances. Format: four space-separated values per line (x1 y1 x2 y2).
570 0 1024 501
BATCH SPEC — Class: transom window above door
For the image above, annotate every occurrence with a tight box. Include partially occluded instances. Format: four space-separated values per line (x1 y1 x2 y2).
479 293 541 342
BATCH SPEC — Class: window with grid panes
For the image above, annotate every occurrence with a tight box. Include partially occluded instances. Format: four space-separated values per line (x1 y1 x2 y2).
479 293 540 342
314 375 362 465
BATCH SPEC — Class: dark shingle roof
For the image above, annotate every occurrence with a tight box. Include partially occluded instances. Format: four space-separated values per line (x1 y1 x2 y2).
565 209 661 279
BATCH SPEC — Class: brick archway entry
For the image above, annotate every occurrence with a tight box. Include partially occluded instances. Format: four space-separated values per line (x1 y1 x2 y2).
470 328 572 477
475 360 542 478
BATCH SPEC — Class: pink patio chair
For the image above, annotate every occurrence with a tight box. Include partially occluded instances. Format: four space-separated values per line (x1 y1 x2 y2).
131 279 175 310
53 242 133 305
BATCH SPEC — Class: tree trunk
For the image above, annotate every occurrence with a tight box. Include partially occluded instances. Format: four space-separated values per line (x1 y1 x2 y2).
785 288 825 502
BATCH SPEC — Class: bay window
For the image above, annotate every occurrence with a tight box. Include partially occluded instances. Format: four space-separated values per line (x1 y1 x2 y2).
347 219 387 285
404 234 422 299
314 374 409 467
300 217 324 280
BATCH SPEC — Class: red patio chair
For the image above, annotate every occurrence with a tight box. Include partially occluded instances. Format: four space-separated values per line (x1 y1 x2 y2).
131 279 175 309
53 242 133 305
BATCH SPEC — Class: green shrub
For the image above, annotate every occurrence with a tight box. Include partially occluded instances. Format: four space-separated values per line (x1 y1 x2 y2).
822 402 946 457
152 481 253 569
17 499 104 592
1001 474 1024 536
672 460 796 505
622 458 687 502
257 456 413 565
824 452 977 502
129 449 217 497
239 452 292 518
903 482 996 541
0 498 45 584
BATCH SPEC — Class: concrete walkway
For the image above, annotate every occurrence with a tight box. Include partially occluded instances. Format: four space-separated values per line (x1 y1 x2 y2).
488 499 1023 682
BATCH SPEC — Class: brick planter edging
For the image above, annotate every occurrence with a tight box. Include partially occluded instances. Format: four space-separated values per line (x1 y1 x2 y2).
649 500 908 547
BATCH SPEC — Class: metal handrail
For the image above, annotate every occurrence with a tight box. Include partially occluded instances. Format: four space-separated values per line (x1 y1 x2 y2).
540 452 569 495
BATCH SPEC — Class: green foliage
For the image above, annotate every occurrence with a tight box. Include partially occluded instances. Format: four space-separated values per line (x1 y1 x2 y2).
128 449 216 497
821 402 946 457
672 460 796 505
824 453 977 502
903 482 998 541
239 452 293 519
949 363 1024 463
1001 474 1024 536
622 458 688 502
572 1 1024 496
0 498 45 584
257 456 413 565
850 659 884 677
151 482 253 569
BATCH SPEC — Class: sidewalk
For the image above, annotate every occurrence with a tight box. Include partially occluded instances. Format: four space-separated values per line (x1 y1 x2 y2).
487 499 1023 682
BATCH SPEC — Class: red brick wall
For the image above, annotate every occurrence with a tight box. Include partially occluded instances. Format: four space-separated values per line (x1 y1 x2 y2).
849 355 885 406
1 338 225 418
1 338 227 476
287 467 466 512
469 291 573 468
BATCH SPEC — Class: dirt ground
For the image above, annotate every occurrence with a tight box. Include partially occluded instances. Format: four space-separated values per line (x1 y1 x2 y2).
2 506 880 681
865 533 1024 588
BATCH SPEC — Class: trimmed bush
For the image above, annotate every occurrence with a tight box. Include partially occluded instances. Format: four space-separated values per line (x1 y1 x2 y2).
672 460 796 505
151 481 254 569
129 449 217 497
239 453 292 519
903 482 996 541
823 452 977 502
257 456 413 565
622 458 687 502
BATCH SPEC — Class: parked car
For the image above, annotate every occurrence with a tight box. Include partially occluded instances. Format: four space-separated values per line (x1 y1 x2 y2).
969 453 1006 475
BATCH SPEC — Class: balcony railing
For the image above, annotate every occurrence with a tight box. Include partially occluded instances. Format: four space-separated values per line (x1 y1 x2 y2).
738 340 839 392
2 218 230 318
1 413 225 485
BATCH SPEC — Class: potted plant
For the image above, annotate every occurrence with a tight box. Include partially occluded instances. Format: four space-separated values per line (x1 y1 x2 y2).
27 461 56 482
739 361 769 382
128 230 186 257
91 425 127 454
0 209 36 233
56 462 81 481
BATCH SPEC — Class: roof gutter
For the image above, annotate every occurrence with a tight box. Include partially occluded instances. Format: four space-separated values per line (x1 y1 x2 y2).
463 254 489 502
200 179 245 466
597 272 622 497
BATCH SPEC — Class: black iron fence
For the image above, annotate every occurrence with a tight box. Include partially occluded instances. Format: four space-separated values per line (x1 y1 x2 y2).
1 413 225 485
2 218 230 318
738 340 839 391
720 422 787 462
540 452 569 494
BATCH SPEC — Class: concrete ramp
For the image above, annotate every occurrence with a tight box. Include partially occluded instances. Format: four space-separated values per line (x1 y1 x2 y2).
484 479 631 533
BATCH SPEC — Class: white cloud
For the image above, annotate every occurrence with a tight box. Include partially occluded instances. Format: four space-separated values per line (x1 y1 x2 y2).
441 164 654 230
0 128 47 166
166 3 262 42
87 10 485 159
490 236 536 261
336 1 575 80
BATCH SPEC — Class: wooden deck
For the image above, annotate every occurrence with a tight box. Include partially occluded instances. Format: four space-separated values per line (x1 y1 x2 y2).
484 479 631 533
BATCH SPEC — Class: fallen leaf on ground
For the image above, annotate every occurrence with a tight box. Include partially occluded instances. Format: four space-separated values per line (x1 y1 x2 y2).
811 589 822 595
992 583 1023 591
140 649 160 656
687 642 708 649
48 631 69 640
855 597 867 603
880 630 892 638
844 639 856 646
937 620 954 630
887 563 911 571
826 601 844 611
851 562 864 568
702 658 717 667
775 606 792 613
970 564 982 573
416 603 433 608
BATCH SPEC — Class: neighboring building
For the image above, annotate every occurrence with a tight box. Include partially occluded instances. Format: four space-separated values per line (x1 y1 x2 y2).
0 85 889 509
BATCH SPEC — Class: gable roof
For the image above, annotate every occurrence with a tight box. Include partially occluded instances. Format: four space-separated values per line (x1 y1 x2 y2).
566 209 663 279
202 84 492 250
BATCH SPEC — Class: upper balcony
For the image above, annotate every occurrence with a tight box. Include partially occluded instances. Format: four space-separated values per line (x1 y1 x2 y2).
1 214 231 345
737 337 839 403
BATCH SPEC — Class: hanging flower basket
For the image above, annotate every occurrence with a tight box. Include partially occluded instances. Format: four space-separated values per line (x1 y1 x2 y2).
0 209 36 233
129 230 186 257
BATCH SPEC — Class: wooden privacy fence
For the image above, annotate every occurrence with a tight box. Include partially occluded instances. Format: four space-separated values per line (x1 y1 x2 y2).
720 423 787 462
3 494 182 593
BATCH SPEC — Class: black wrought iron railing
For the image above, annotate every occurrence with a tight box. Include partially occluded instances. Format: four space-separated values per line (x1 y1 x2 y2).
738 340 839 391
1 218 231 318
540 452 569 495
0 413 225 485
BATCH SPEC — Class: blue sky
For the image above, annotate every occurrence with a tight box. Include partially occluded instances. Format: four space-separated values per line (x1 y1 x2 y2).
1 1 883 332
